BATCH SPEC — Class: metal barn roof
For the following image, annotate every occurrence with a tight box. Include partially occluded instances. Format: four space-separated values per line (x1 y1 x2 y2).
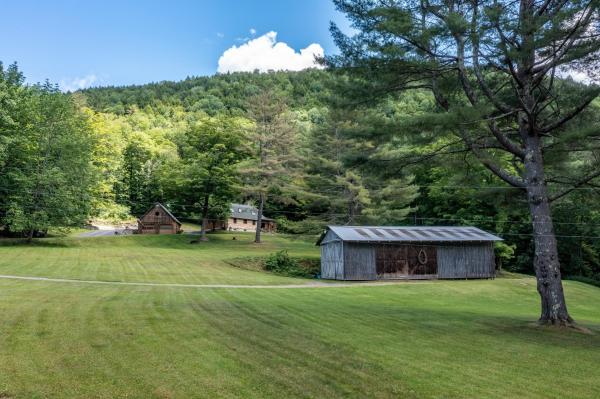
317 226 503 245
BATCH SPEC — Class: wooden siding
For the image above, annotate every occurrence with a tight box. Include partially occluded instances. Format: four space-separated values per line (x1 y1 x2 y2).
343 243 377 280
138 204 181 235
320 237 496 281
437 243 496 279
320 230 339 245
321 241 343 280
375 244 438 280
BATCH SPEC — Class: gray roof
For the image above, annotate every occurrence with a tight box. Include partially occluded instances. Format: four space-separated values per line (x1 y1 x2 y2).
230 203 274 222
317 226 502 245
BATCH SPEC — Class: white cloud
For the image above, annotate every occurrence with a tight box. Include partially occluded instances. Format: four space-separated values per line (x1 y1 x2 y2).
565 70 594 84
250 28 257 35
217 32 225 38
59 74 98 92
217 31 324 73
555 67 599 86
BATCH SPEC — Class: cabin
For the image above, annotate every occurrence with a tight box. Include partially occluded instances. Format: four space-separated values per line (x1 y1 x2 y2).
317 226 502 280
228 203 276 232
137 203 182 235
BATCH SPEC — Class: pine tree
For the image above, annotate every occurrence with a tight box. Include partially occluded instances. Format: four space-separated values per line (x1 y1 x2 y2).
328 0 600 325
242 89 299 243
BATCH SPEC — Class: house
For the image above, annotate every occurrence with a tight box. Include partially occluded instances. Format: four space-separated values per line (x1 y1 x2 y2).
316 226 502 280
228 203 276 232
137 203 182 235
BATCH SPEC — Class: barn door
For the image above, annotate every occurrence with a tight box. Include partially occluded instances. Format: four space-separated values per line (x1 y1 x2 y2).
376 245 437 279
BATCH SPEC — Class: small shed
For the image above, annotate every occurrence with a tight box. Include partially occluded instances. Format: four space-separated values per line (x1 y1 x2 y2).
317 226 502 280
138 203 182 235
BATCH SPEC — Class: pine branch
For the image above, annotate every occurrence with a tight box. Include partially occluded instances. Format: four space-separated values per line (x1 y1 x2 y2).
549 169 600 202
539 93 600 133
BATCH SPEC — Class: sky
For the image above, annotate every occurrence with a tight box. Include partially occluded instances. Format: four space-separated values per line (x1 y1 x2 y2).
0 0 350 91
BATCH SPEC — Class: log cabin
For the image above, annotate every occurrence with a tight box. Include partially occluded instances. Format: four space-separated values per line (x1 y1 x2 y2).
137 203 182 235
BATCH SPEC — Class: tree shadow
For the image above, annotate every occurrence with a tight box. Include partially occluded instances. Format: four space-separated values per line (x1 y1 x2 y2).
0 238 75 248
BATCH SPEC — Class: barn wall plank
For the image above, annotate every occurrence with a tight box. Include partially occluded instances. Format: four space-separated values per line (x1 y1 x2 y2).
321 241 343 280
343 243 376 280
437 243 495 279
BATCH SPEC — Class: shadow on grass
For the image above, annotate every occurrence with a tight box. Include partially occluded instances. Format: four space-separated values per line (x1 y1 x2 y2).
365 301 600 346
0 238 74 248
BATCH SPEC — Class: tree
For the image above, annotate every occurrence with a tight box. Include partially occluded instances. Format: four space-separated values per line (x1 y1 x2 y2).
0 70 95 241
243 89 300 243
328 0 600 325
173 115 247 241
304 108 415 224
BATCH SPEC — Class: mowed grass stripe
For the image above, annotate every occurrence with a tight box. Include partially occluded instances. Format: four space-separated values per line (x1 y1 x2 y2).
0 280 599 398
0 233 316 285
0 234 599 398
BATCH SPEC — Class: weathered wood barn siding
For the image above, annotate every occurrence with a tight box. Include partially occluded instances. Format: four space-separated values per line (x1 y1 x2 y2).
320 230 344 279
317 226 501 281
437 243 495 279
375 244 438 280
343 243 377 280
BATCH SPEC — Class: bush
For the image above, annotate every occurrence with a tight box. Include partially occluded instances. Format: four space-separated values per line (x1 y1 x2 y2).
265 250 320 278
265 250 299 272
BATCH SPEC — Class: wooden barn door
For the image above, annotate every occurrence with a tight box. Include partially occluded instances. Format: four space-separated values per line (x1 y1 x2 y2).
376 244 437 279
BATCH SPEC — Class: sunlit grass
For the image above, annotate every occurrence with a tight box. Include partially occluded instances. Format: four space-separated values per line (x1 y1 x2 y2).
0 234 598 398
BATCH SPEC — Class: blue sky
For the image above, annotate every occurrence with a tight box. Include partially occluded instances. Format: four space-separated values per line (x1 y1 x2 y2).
1 0 349 90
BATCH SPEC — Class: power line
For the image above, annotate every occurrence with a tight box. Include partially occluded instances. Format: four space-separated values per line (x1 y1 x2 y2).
1 195 600 228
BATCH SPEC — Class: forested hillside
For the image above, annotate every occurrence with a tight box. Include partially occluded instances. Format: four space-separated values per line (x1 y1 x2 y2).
80 69 600 282
1 63 598 283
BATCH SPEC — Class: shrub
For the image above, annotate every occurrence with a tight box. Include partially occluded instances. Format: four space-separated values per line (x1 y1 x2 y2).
265 250 320 278
265 250 299 273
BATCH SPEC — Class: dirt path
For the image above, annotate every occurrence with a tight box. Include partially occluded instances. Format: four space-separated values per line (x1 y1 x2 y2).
0 274 425 289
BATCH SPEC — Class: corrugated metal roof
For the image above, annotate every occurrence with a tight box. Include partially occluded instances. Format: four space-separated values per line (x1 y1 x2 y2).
317 226 502 245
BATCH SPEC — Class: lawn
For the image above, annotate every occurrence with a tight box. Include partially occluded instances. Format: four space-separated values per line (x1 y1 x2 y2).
0 232 317 285
0 233 599 398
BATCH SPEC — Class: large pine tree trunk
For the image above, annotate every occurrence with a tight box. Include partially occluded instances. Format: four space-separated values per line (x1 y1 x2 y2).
523 138 573 325
255 193 264 244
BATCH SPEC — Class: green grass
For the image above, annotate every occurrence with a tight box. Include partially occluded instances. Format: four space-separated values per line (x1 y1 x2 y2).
0 232 318 285
0 233 599 398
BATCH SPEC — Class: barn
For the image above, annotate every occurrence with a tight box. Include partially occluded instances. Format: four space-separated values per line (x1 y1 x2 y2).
137 203 182 235
317 226 502 280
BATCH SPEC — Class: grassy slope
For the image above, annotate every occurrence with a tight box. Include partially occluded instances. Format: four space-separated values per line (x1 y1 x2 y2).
0 234 599 399
0 233 317 285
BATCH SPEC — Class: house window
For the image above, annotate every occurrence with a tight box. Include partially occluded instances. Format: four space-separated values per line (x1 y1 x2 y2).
233 218 237 223
261 222 265 228
252 221 256 226
243 219 247 224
